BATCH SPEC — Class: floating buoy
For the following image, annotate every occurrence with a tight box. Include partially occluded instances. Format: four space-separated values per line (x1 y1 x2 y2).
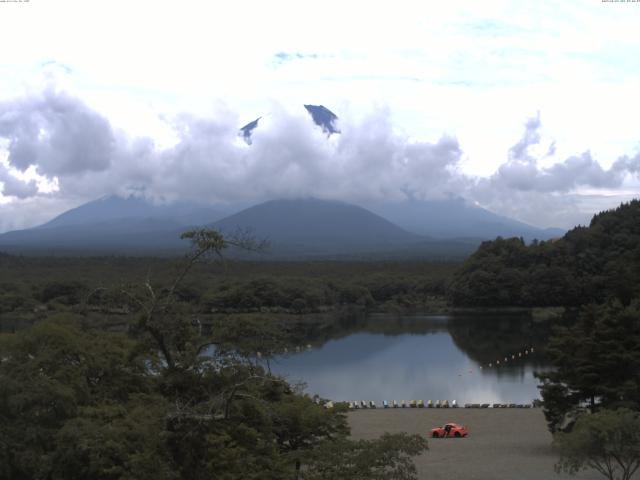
497 360 500 365
479 366 483 370
511 355 515 360
488 363 492 367
531 347 535 352
518 352 522 357
256 351 262 358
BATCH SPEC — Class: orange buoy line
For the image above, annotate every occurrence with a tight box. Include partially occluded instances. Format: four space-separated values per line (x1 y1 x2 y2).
479 346 535 370
454 346 537 376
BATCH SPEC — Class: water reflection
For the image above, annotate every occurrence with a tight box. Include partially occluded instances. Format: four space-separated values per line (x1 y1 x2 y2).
270 314 550 404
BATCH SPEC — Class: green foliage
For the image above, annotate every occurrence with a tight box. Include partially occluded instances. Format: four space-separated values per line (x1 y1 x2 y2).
301 433 428 480
0 229 430 479
0 316 151 480
449 200 640 307
554 408 640 480
38 281 89 305
51 397 176 480
538 301 640 432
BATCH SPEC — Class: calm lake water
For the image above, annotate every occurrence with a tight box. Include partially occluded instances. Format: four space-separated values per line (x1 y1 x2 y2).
270 314 550 404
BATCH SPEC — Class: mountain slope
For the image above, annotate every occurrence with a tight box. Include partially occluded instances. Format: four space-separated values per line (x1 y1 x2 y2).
303 105 340 134
0 195 233 254
368 197 564 241
39 195 229 229
212 198 420 252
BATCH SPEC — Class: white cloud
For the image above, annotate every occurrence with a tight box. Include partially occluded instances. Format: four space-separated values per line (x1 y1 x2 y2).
0 0 639 231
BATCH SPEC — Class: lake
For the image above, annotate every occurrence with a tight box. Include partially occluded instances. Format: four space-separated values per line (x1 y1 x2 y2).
270 313 550 404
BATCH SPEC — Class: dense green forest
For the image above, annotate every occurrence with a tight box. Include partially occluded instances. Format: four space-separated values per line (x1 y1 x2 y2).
0 256 454 336
0 231 430 480
448 200 640 307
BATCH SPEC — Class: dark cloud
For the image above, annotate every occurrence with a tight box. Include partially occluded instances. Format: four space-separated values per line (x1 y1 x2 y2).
0 87 115 177
0 164 38 198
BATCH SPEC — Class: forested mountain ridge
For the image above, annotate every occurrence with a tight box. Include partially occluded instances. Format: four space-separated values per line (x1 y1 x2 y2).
448 199 640 307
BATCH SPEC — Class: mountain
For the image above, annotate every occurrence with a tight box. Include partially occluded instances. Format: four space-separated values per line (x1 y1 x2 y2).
211 198 420 255
0 196 234 254
367 197 564 241
39 195 229 229
239 117 261 145
0 194 561 258
239 104 340 144
303 105 340 134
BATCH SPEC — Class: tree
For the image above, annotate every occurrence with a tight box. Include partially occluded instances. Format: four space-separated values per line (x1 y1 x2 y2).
301 433 428 480
0 315 152 480
0 229 430 479
537 301 640 432
554 408 640 480
122 228 267 371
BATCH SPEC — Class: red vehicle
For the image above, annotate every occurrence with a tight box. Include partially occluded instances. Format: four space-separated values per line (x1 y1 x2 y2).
431 422 468 438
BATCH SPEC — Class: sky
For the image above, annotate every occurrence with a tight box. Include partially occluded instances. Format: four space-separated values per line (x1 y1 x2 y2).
0 0 639 232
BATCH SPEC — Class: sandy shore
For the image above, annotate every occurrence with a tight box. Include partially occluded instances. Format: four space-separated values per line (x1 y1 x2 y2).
348 408 601 480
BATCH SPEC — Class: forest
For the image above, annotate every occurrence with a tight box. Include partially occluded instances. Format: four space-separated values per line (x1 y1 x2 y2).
2 201 640 479
448 200 640 308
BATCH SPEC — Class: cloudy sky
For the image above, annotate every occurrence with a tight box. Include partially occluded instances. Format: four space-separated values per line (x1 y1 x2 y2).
0 0 639 233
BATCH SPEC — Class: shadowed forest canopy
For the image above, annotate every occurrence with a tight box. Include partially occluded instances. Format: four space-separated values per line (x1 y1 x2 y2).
448 200 640 307
0 232 430 480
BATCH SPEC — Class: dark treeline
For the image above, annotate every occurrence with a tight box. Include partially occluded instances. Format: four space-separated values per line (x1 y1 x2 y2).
448 200 640 307
447 200 640 437
0 258 456 334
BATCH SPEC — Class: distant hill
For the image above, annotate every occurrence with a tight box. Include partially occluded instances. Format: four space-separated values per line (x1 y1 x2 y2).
39 195 229 229
0 196 233 255
212 198 419 254
211 198 479 259
367 197 564 241
0 218 186 254
0 194 563 259
448 199 640 307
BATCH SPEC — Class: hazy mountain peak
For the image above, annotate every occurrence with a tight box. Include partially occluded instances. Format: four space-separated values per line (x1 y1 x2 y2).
303 105 340 134
239 117 261 145
238 105 340 144
212 197 419 253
